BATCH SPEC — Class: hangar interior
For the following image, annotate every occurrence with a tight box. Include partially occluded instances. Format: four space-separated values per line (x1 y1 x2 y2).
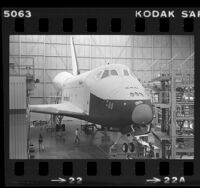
9 35 194 159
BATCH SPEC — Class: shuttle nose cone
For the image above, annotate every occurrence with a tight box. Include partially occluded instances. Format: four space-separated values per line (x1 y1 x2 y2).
131 104 153 125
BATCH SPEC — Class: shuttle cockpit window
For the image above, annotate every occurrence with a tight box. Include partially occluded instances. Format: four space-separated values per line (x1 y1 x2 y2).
110 70 118 76
101 70 109 79
123 69 129 76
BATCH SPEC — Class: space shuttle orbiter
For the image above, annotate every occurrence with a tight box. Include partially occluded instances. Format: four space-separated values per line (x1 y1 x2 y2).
30 36 153 144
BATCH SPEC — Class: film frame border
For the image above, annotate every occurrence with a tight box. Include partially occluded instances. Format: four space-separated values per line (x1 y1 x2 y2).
2 7 200 186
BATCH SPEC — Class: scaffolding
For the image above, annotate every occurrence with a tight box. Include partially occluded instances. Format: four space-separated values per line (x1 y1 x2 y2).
172 72 194 159
150 54 194 159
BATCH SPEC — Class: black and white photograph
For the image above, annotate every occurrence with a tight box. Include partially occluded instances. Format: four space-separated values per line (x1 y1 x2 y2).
9 35 194 159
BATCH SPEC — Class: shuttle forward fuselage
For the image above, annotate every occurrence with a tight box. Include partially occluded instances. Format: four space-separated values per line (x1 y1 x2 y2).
57 63 153 130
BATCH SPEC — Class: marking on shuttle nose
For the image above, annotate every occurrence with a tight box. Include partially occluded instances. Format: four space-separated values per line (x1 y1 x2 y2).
135 101 143 105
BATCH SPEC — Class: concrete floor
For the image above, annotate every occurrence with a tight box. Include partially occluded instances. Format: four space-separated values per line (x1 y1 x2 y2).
29 119 132 159
11 115 194 159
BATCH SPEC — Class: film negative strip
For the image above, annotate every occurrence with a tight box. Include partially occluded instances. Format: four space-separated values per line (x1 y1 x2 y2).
2 8 200 186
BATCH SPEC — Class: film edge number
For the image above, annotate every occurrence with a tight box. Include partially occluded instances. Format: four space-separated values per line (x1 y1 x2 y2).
50 177 83 184
3 10 31 18
163 177 186 184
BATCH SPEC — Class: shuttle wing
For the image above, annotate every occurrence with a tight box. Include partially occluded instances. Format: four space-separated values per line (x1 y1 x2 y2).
29 102 86 118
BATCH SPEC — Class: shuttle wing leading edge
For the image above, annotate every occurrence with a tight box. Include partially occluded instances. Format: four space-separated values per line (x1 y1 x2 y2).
29 102 86 118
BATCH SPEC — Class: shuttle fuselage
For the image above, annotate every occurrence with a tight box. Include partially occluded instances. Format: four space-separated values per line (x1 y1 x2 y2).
57 63 153 131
